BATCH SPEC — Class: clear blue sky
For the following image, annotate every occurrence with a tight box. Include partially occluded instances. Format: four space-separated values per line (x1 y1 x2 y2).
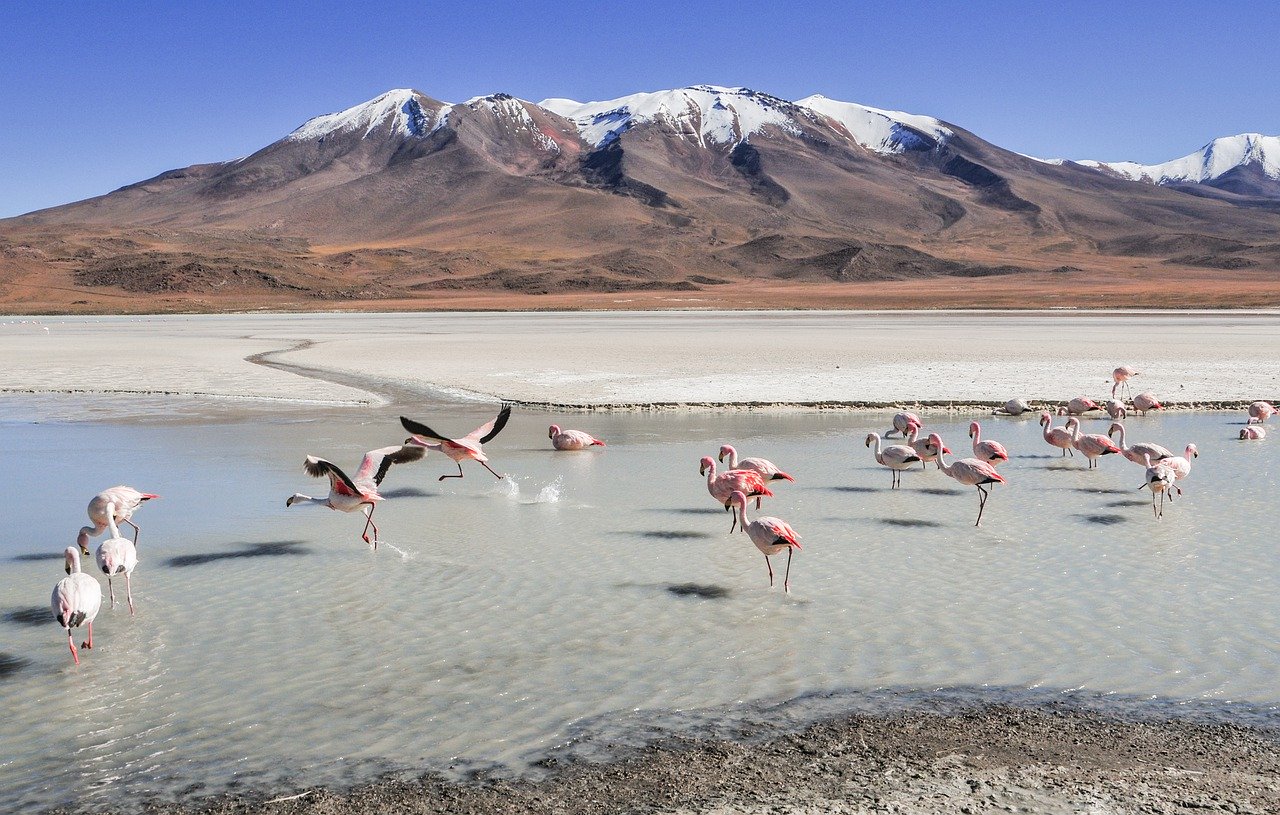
1 0 1275 218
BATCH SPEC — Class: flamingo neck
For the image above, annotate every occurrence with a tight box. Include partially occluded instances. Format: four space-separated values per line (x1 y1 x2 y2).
722 447 738 468
106 502 121 539
735 500 750 530
934 449 952 475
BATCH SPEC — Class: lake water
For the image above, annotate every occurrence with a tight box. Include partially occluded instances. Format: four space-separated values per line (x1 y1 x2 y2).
1 396 1278 812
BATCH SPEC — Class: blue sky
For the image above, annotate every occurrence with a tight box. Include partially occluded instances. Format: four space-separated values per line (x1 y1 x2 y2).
1 0 1275 218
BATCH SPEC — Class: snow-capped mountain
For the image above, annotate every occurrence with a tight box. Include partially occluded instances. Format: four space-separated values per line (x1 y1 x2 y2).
286 89 449 141
1075 133 1280 197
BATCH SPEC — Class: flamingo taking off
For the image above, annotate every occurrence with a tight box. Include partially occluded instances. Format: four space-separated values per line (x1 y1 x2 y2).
77 486 159 556
865 432 920 489
52 547 102 665
95 504 139 615
1040 412 1075 457
700 457 773 519
904 427 949 470
1248 401 1276 424
286 444 426 548
728 490 801 593
930 434 1006 526
548 425 606 450
1240 426 1267 440
968 421 1009 465
1164 443 1198 481
1132 392 1163 415
718 445 794 482
401 405 512 480
1112 366 1139 399
887 411 921 438
1139 454 1178 519
1107 422 1173 466
1065 417 1122 468
992 398 1032 416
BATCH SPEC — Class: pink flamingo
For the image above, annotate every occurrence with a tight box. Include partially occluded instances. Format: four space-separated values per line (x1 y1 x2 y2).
52 547 102 665
1040 412 1075 457
1064 417 1122 468
1104 399 1127 420
929 434 1006 526
286 444 426 548
1240 426 1267 440
401 405 512 480
77 486 159 556
968 421 1009 465
718 445 794 482
1248 401 1276 424
1132 392 1163 415
1058 397 1100 416
865 432 920 489
728 490 802 593
888 411 921 437
1112 366 1139 399
1164 443 1198 481
700 457 772 519
1107 422 1173 466
95 505 139 615
1139 453 1178 519
904 427 950 470
548 425 606 450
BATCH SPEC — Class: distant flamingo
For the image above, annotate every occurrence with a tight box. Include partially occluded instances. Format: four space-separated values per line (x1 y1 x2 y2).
1112 366 1139 399
968 421 1009 465
548 425 606 450
1132 392 1163 415
1164 443 1198 481
993 398 1032 416
699 457 772 520
930 434 1006 526
95 505 138 615
728 490 802 593
1065 417 1122 468
286 444 426 548
1139 453 1178 519
904 427 949 470
1240 426 1267 440
888 411 921 438
1247 401 1276 424
1058 397 1100 416
77 486 159 556
52 547 102 665
718 445 794 482
1107 422 1174 466
1040 412 1075 457
865 432 920 489
1104 399 1127 420
401 405 512 480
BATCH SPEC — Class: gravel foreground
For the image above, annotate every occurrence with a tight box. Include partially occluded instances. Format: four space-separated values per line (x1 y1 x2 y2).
116 705 1279 815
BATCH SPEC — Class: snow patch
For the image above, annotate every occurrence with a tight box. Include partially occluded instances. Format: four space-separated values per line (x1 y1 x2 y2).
286 89 449 142
796 95 951 154
1080 134 1280 185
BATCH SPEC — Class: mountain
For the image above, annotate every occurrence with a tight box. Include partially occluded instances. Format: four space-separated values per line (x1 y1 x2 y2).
1076 134 1280 198
3 85 1280 312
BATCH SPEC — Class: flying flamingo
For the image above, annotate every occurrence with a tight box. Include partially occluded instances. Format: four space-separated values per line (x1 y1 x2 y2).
992 398 1032 416
1132 392 1162 415
77 486 159 556
968 421 1009 465
929 434 1006 526
865 432 920 489
286 444 426 548
728 490 801 593
887 411 921 438
548 425 606 450
1064 417 1122 468
1107 422 1173 466
1247 401 1276 424
1058 397 1100 416
95 505 139 615
718 445 794 482
52 547 102 665
1139 454 1178 519
1112 366 1139 399
401 405 512 480
1040 412 1075 457
904 427 949 470
1104 399 1127 420
1240 426 1267 440
700 457 772 520
1164 443 1198 481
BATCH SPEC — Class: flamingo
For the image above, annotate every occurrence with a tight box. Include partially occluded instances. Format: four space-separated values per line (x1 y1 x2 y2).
1139 454 1178 519
718 445 794 482
52 547 102 665
1104 399 1127 421
968 421 1009 465
904 427 950 470
548 425 606 450
700 457 773 519
728 490 801 593
1107 422 1174 466
77 486 159 556
887 411 921 438
1058 397 1100 416
1240 426 1267 440
1164 443 1198 481
286 444 426 548
1040 412 1075 457
1064 417 1122 468
865 432 920 489
992 398 1032 416
1132 392 1163 415
930 434 1006 526
1247 401 1276 424
95 504 138 615
401 405 512 480
1112 366 1139 399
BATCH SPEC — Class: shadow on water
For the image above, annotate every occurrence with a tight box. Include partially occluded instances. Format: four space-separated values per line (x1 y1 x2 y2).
666 583 732 599
649 507 725 516
1105 499 1149 508
1016 454 1058 459
632 530 715 541
166 541 311 568
1076 514 1129 526
3 607 48 627
917 488 964 497
879 518 945 528
1069 487 1131 496
0 653 29 680
11 552 62 562
824 486 879 494
378 487 436 499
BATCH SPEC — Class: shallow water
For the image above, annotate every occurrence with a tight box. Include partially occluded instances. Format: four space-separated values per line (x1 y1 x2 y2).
2 398 1278 812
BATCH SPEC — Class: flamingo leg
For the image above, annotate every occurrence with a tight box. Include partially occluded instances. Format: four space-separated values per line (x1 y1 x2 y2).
783 548 793 594
125 572 135 616
107 575 117 609
360 505 379 548
975 484 989 527
478 460 504 479
765 554 774 587
729 506 738 534
123 518 140 545
67 630 79 665
755 496 761 510
83 621 93 650
439 461 466 481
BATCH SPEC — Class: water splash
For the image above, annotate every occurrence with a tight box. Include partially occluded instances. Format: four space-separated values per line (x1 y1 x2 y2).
493 475 564 504
530 477 563 505
376 540 415 560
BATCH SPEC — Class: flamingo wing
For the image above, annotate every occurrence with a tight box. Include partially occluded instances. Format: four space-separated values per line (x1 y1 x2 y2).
400 415 453 444
758 517 801 549
472 404 513 444
303 456 360 496
356 444 427 489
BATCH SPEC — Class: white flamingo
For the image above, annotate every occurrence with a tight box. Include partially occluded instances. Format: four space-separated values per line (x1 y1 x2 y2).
286 444 426 548
1139 454 1179 519
930 434 1007 527
1132 392 1163 415
77 486 159 555
52 547 102 665
1240 426 1267 440
728 490 802 593
1058 397 1100 416
718 445 794 482
992 398 1032 416
1164 443 1198 481
865 432 920 489
95 504 139 614
1247 401 1276 424
887 411 921 438
1104 399 1127 420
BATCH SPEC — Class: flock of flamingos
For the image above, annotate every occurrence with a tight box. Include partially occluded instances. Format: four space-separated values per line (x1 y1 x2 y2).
49 366 1276 665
